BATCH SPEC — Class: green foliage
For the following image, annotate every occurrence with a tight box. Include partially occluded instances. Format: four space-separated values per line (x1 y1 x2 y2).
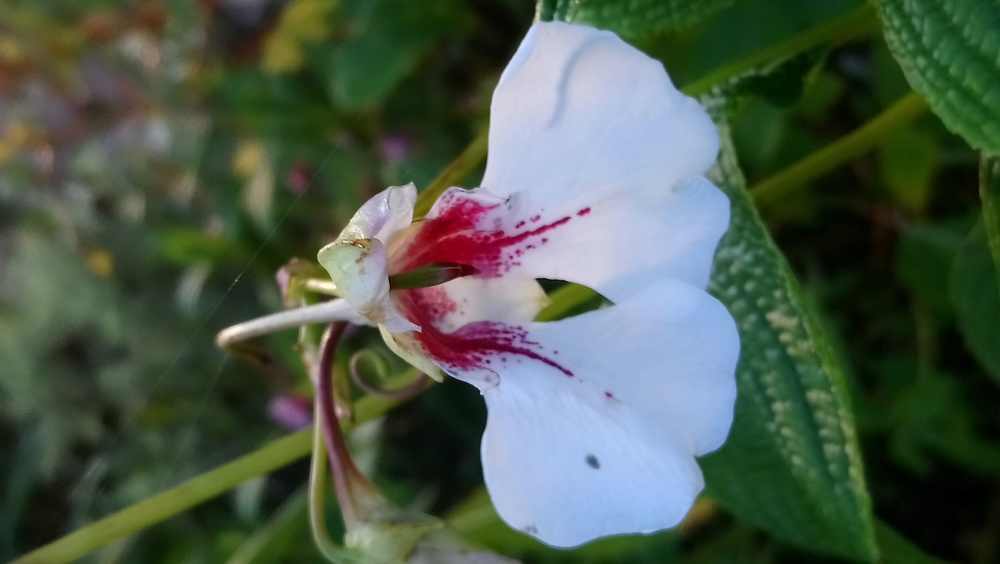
981 154 1000 281
699 47 829 120
879 130 938 215
700 128 877 561
318 0 472 110
951 222 1000 385
874 0 1000 153
537 0 734 37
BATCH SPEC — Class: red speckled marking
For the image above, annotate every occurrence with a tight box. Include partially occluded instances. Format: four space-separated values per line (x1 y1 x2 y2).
398 288 573 377
395 191 588 277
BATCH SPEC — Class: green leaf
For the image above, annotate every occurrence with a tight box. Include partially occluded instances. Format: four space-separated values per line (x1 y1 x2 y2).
320 0 468 110
874 0 1000 153
698 47 829 121
981 153 1000 284
950 221 1000 385
537 0 734 38
699 126 877 560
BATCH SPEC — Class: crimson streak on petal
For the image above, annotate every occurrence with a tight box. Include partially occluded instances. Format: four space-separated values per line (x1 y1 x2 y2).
398 190 589 277
396 287 574 378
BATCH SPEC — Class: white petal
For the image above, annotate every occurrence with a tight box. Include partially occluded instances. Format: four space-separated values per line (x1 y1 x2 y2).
508 176 729 300
396 276 549 335
384 276 548 388
478 281 738 547
338 183 417 244
318 238 418 333
317 184 420 332
399 180 729 302
479 22 726 296
486 23 719 200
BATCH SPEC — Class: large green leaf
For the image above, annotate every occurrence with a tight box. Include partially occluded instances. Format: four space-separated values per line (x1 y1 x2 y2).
874 0 1000 153
699 126 877 560
537 0 734 38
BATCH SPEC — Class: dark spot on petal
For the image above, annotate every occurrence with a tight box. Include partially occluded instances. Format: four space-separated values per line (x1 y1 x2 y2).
523 524 538 535
586 454 600 469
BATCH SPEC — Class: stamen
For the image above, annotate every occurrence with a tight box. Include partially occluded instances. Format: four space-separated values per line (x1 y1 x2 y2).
387 262 479 290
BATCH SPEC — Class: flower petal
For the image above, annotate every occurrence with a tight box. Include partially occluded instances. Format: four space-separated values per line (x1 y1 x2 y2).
512 175 730 300
317 184 420 333
318 238 418 333
337 183 417 244
400 179 728 302
478 281 738 547
478 22 727 297
398 276 549 335
485 23 719 201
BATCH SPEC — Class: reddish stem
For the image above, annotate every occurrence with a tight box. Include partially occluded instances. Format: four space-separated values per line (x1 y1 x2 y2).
316 322 369 527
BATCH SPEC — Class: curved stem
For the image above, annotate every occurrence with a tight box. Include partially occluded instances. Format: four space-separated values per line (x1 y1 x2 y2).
750 92 929 206
349 352 430 401
309 399 345 562
316 323 360 525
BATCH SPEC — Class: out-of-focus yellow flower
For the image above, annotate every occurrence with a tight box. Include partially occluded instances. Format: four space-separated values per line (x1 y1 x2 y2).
0 121 43 164
262 0 337 74
232 139 266 179
0 36 26 64
86 248 115 278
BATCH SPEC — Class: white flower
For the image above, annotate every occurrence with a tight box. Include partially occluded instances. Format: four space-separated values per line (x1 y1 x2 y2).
318 21 738 548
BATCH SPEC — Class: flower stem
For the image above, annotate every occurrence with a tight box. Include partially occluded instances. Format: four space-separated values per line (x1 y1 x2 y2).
750 91 929 206
12 388 417 564
412 128 490 217
316 323 364 527
13 430 313 564
309 397 346 562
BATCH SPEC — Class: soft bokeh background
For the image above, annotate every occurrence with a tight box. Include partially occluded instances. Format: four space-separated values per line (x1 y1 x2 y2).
1 0 997 562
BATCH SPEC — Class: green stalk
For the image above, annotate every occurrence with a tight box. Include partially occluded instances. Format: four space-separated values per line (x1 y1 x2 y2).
13 394 403 564
682 4 879 98
13 430 310 564
308 400 346 562
413 129 490 217
750 92 929 205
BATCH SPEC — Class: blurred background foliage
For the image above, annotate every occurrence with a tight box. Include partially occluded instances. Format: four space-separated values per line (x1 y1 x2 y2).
0 0 997 562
